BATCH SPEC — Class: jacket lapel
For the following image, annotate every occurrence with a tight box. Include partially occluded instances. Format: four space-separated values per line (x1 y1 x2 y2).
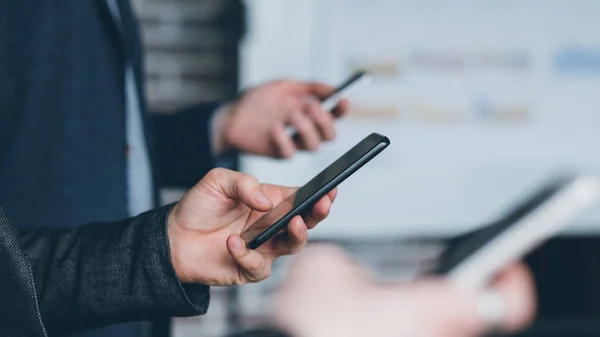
0 208 48 337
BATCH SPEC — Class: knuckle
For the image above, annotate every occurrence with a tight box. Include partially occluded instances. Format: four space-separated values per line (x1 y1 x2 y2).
206 167 228 180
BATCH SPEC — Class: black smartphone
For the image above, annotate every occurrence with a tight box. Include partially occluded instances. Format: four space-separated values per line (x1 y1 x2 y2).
241 132 390 249
320 71 370 111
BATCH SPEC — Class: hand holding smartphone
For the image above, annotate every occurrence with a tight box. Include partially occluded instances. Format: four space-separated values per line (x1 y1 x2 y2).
319 71 371 111
241 132 390 249
286 71 371 137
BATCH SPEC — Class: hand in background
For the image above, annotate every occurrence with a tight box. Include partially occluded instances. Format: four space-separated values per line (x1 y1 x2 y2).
212 79 350 158
167 168 337 286
272 245 536 337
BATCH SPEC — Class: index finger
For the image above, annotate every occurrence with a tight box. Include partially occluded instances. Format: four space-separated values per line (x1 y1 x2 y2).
227 234 272 284
301 81 337 101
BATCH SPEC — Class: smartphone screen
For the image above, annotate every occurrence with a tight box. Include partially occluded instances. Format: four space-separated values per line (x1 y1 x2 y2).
241 132 390 249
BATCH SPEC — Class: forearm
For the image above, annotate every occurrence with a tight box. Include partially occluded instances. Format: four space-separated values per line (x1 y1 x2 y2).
18 204 209 335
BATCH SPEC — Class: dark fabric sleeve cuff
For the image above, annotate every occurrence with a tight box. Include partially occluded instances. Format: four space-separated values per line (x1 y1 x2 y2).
148 203 210 316
153 103 220 188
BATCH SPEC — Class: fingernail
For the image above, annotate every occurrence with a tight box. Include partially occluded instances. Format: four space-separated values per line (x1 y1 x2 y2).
255 192 271 206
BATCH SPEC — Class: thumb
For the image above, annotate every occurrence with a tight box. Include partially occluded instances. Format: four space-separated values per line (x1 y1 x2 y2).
209 168 273 212
226 234 272 283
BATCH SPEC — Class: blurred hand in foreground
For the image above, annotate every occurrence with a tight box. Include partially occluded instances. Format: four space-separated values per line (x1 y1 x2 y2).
272 244 536 337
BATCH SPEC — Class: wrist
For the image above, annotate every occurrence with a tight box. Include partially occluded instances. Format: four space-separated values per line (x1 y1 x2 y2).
167 205 225 285
167 204 198 284
167 204 186 283
211 104 235 155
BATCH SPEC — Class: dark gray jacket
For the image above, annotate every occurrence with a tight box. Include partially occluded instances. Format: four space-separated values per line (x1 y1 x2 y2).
0 2 225 335
0 206 209 337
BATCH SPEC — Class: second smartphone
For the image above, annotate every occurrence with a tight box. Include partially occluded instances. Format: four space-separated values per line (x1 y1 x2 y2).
434 173 600 288
287 71 370 137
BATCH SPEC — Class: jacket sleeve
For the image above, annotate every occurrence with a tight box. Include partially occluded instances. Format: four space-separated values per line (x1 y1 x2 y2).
0 208 48 337
152 103 220 189
17 204 210 336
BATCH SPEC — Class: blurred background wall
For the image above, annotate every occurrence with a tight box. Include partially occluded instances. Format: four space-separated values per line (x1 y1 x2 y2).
131 1 600 336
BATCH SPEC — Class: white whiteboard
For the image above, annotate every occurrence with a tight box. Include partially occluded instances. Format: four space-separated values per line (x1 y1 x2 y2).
240 0 600 238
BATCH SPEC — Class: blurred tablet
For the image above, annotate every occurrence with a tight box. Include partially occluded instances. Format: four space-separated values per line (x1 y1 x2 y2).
434 174 600 288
